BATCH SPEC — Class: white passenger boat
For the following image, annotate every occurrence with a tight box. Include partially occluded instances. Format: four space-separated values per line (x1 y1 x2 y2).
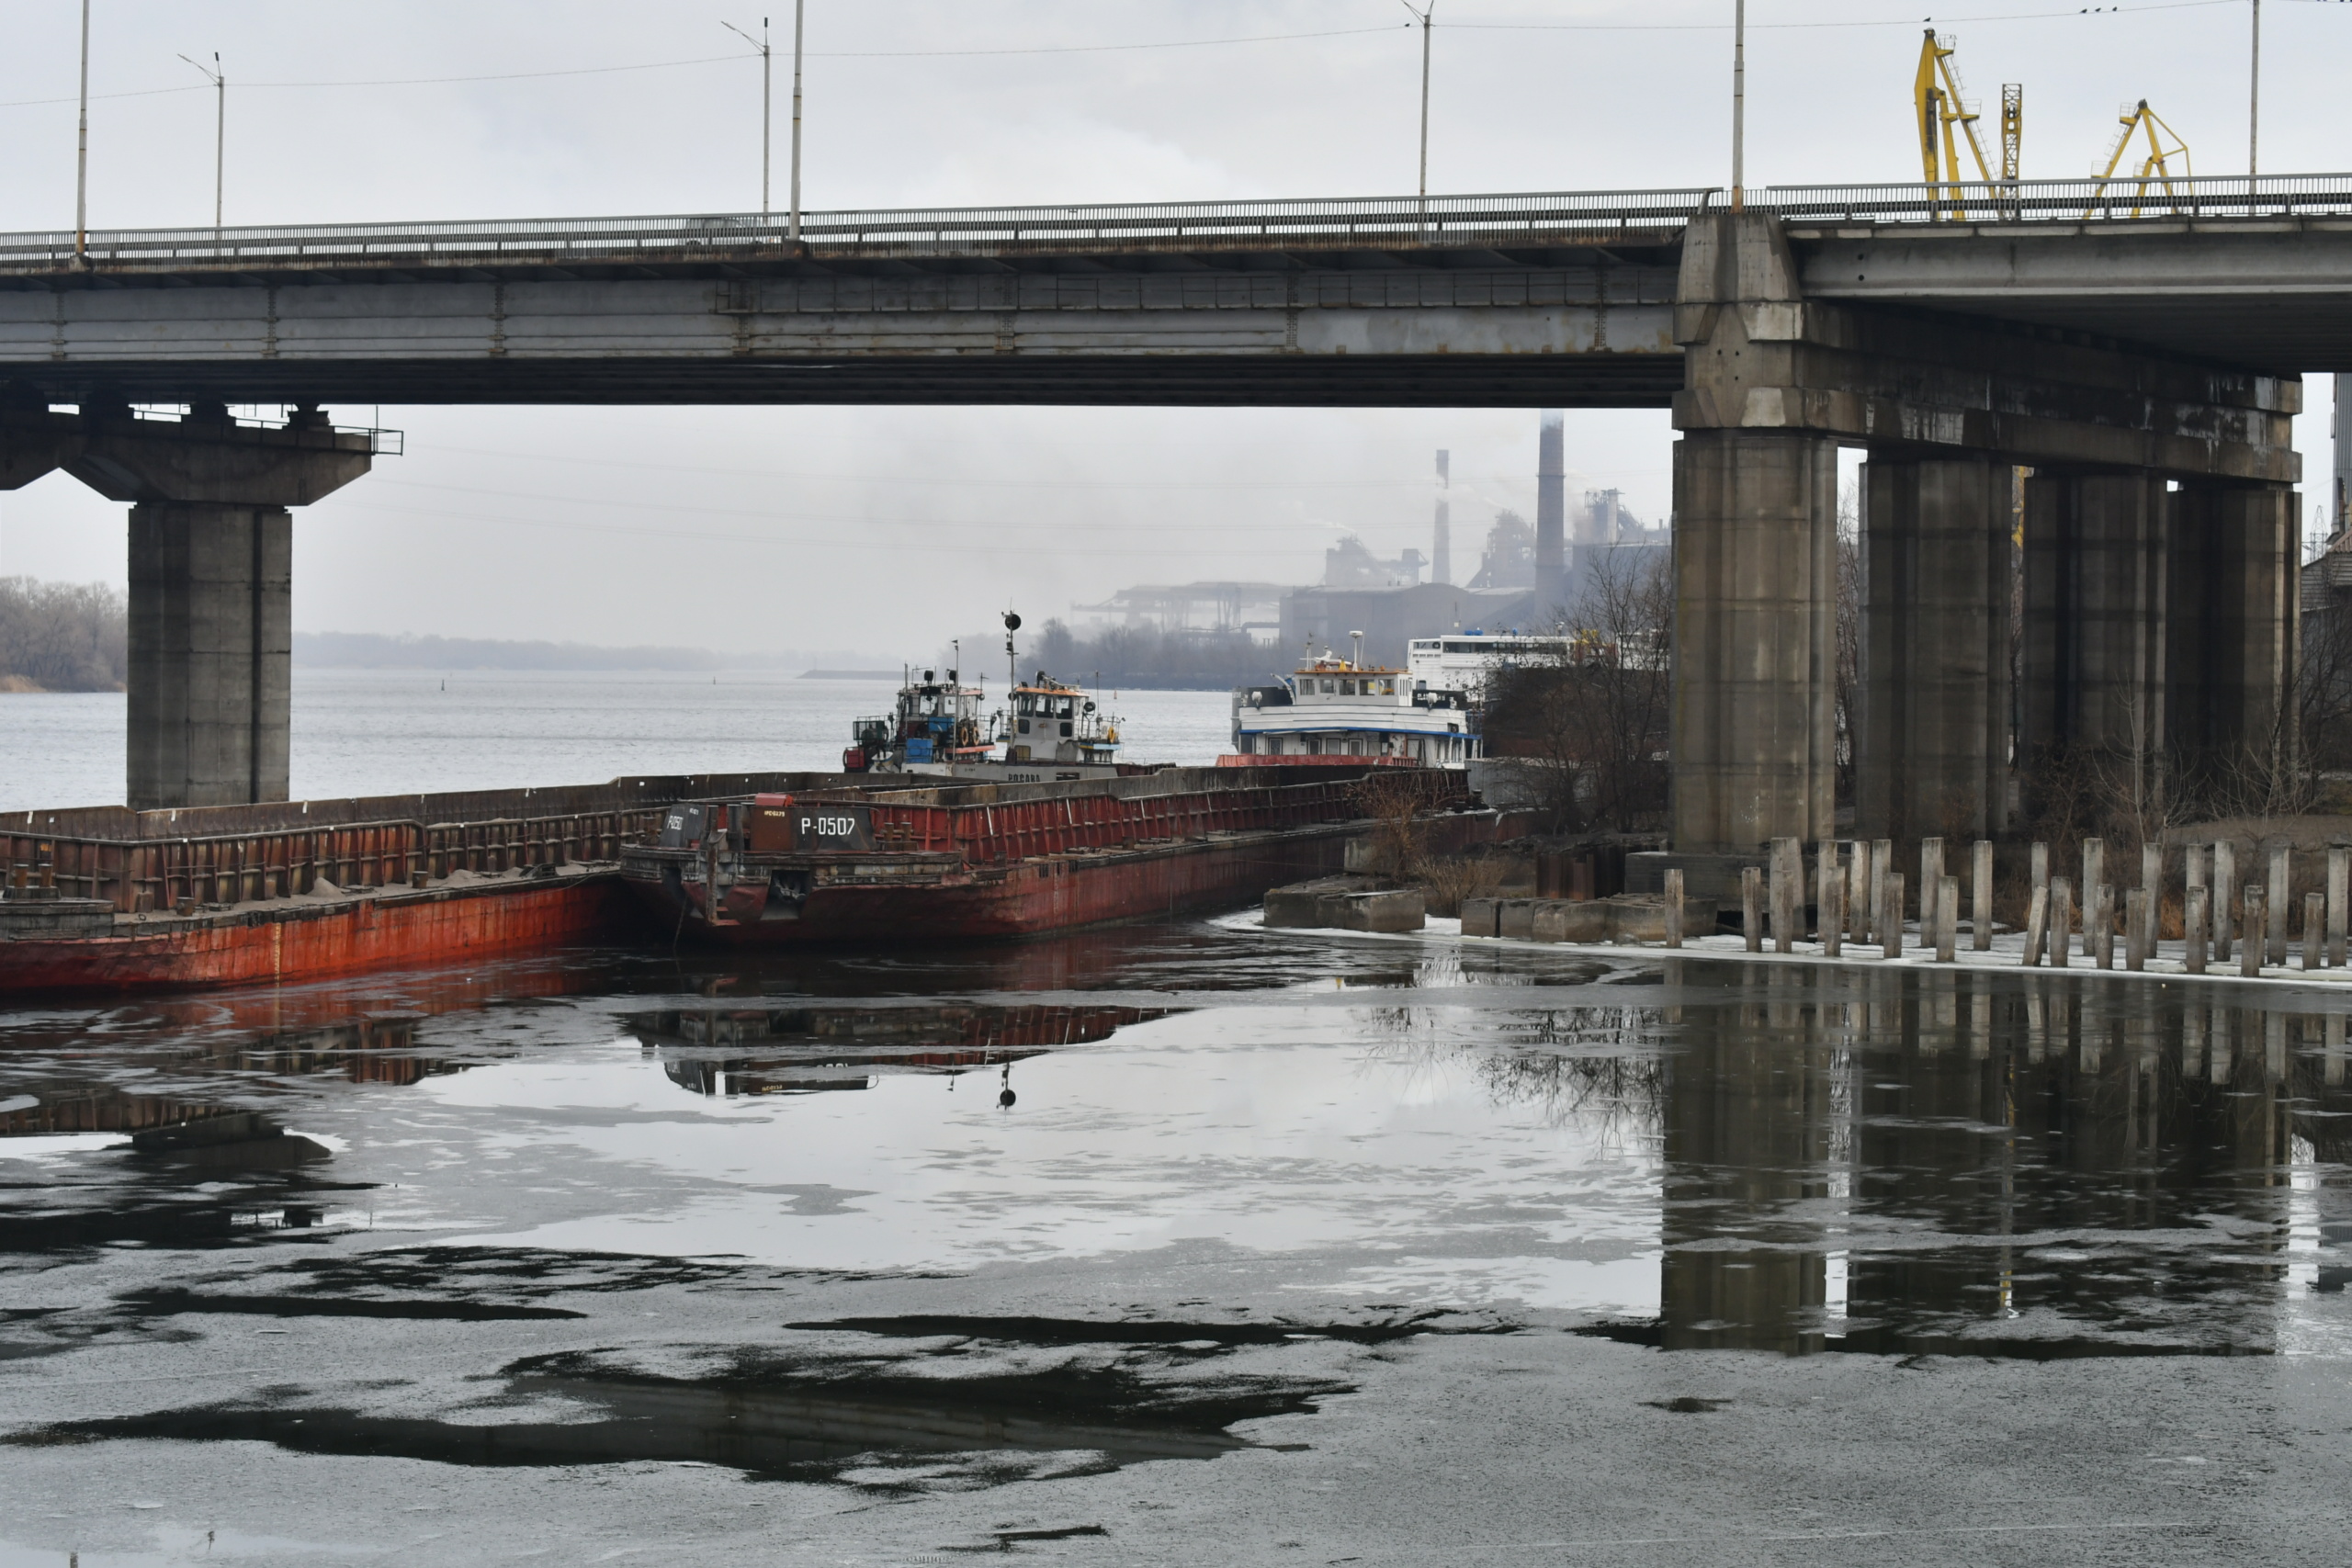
1224 650 1478 769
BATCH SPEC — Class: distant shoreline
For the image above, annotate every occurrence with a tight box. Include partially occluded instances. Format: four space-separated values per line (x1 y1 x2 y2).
798 670 901 681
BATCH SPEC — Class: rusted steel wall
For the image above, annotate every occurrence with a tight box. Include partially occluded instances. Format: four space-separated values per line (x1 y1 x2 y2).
0 875 639 995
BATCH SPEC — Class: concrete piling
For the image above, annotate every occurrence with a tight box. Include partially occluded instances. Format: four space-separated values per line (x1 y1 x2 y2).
1871 839 1893 947
2267 846 2291 965
2050 875 2073 968
1742 866 1763 953
2306 892 2325 971
1664 868 1684 949
1847 840 1869 944
2214 840 2236 960
2092 884 2115 969
2331 843 2349 969
2185 885 2209 974
1937 875 1959 962
1920 838 1945 951
1884 873 1905 958
1770 837 1800 953
1821 863 1843 957
2082 839 2104 919
2243 886 2267 976
2025 885 2050 965
2124 888 2147 970
1973 840 1994 951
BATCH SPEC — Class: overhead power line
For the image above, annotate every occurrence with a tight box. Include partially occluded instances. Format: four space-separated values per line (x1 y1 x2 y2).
2 1 2323 111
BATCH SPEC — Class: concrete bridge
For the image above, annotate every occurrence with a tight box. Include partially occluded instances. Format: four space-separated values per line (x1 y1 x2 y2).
4 175 2349 853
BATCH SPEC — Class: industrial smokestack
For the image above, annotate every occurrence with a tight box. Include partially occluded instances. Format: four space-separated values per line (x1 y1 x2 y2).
1432 448 1452 585
1534 410 1566 610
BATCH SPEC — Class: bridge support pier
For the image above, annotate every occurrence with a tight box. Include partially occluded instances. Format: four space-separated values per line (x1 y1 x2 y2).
2167 482 2301 791
124 503 294 809
1856 457 2013 844
2 404 377 810
1668 428 1840 854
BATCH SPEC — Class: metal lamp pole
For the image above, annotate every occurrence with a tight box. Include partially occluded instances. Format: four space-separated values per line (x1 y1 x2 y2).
74 0 91 264
789 0 804 244
1731 0 1747 211
2249 0 2262 180
722 17 772 217
180 51 224 239
1400 2 1434 232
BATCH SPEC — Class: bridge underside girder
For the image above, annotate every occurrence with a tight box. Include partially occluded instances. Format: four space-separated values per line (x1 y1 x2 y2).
0 355 1682 409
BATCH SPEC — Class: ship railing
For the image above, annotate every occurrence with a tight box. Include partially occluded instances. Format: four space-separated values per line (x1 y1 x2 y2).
0 806 662 915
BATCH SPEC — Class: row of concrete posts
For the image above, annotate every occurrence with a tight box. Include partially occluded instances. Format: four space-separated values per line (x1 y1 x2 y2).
1698 833 2352 976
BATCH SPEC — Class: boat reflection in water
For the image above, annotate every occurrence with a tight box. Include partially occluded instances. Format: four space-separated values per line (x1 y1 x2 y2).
626 1002 1179 1099
1409 960 2352 1359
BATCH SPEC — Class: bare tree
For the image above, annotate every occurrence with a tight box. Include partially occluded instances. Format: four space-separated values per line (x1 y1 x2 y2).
0 577 127 692
1480 548 1671 834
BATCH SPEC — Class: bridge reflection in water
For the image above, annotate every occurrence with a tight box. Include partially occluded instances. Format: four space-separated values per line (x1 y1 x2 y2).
1641 962 2350 1358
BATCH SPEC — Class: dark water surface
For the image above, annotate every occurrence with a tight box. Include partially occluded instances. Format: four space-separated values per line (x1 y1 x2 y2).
4 922 2349 1563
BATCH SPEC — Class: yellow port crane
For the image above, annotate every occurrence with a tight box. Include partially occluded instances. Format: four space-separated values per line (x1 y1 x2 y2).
1913 30 2020 220
2086 100 2192 217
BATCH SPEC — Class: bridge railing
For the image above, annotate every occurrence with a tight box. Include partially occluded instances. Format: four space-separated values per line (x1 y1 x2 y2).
0 190 1717 271
1768 173 2352 225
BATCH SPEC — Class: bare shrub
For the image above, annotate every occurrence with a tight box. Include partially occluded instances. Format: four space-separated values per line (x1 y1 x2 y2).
1417 854 1508 916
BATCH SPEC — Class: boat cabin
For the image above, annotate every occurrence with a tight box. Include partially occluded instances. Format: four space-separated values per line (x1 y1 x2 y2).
1226 653 1478 767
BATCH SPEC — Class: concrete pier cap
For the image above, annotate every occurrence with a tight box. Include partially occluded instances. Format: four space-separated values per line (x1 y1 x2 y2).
0 400 376 810
1665 208 2303 863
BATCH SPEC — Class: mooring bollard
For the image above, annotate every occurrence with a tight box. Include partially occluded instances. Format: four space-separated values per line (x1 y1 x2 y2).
2092 884 2115 969
2213 840 2237 960
1742 865 1763 953
2306 892 2325 971
2024 885 2049 966
1973 840 1994 951
1937 875 1959 963
2185 886 2209 974
1884 873 1905 959
2050 876 2074 968
2124 888 2147 970
1920 838 1946 952
2243 886 2267 976
2267 845 2292 965
1664 868 1684 950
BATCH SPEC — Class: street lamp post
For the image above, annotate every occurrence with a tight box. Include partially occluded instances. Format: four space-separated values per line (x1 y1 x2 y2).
74 0 91 265
789 0 804 244
1731 0 1747 211
721 17 773 218
1399 2 1435 232
180 51 224 239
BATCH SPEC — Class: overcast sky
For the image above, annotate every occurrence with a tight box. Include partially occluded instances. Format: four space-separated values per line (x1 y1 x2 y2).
0 0 2340 660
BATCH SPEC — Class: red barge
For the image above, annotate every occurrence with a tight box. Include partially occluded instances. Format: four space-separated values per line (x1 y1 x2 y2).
616 765 1510 945
3 765 1518 994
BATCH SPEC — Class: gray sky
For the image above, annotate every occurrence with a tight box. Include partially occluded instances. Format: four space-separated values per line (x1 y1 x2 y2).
0 1 2339 659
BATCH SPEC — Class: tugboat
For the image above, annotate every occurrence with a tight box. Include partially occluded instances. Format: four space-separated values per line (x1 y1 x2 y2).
842 668 993 773
843 612 1127 784
1222 633 1478 768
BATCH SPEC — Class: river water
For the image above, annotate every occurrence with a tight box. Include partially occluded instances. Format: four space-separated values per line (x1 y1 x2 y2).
0 671 1238 812
5 921 2351 1563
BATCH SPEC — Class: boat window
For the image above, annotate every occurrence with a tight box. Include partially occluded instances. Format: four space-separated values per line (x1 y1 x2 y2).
1057 697 1075 719
1339 679 1355 696
1319 679 1335 694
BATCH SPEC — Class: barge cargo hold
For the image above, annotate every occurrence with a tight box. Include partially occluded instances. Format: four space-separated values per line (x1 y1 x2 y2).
618 765 1514 945
0 773 862 997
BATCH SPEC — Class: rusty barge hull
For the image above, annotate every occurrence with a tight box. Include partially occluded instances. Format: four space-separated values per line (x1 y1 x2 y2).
0 872 639 996
628 819 1373 945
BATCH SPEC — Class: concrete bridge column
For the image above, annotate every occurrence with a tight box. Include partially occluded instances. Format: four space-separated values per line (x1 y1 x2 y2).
125 502 293 808
2019 471 2170 775
1668 428 1841 853
1856 457 2013 844
2167 482 2300 787
0 403 375 810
